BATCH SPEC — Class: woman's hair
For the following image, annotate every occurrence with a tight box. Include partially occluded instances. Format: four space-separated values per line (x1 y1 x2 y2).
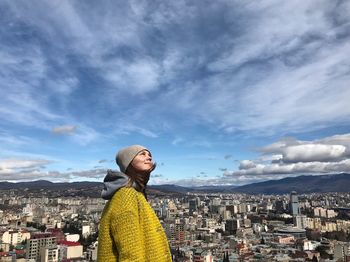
125 162 156 189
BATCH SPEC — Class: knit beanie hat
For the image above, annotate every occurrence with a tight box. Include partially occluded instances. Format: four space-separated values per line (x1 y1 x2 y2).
116 145 149 173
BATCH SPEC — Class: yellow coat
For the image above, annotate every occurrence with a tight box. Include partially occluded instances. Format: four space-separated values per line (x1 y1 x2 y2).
97 187 172 262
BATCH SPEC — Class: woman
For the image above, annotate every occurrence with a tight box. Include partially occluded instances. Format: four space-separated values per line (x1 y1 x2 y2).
97 145 172 262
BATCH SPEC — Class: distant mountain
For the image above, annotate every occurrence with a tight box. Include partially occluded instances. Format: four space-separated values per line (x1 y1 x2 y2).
149 184 238 194
149 184 193 194
233 173 350 194
150 174 350 194
0 173 349 195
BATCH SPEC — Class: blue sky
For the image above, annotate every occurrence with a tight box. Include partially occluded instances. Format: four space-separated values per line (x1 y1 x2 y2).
1 0 350 186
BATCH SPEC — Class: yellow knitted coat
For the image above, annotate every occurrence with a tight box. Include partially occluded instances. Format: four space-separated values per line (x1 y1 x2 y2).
97 187 172 262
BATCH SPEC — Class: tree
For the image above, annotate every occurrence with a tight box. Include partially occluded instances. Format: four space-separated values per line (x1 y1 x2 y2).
312 254 318 262
39 224 46 232
315 245 331 260
79 232 99 249
63 222 81 235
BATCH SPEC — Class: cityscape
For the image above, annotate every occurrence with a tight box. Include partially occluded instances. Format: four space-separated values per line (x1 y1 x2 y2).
1 1 350 261
1 181 350 261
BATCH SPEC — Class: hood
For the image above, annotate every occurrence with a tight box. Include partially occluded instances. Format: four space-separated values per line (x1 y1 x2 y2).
101 170 142 200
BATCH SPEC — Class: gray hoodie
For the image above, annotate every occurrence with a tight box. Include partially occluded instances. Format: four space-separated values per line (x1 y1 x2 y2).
101 169 143 200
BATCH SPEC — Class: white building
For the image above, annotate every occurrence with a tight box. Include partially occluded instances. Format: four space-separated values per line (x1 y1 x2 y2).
82 224 90 238
303 240 319 251
59 241 83 260
65 234 80 242
86 241 98 262
1 230 30 245
294 215 307 229
40 245 59 262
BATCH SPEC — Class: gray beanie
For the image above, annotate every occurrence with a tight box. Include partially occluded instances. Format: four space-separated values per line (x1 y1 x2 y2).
116 145 149 173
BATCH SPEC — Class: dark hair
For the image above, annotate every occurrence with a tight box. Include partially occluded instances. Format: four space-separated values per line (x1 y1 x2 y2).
125 162 156 189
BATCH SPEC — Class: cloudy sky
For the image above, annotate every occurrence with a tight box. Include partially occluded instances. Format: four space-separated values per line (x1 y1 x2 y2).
1 0 350 186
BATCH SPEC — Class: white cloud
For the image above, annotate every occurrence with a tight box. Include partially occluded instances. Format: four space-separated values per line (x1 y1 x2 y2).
260 137 301 154
0 170 54 182
1 0 350 138
150 1 350 136
70 125 101 145
150 176 234 187
0 156 106 181
0 158 52 170
239 160 256 170
52 125 77 135
172 137 184 146
0 47 63 130
232 160 350 177
283 144 346 163
69 168 106 179
208 1 334 71
0 129 36 147
225 133 350 179
47 77 79 95
258 154 283 162
117 124 158 138
104 59 161 94
0 158 54 181
316 133 350 148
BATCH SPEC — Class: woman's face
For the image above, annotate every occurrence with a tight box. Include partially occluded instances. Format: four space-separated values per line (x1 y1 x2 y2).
131 150 154 172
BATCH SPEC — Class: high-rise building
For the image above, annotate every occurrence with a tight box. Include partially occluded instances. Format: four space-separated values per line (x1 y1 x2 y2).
189 199 197 215
290 191 300 216
225 219 240 235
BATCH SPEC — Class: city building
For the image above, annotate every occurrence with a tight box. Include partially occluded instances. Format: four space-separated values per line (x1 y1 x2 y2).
26 233 56 261
289 191 300 216
59 240 83 260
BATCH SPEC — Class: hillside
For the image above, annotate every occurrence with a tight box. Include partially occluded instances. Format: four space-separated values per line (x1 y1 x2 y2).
0 173 349 195
233 173 350 194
